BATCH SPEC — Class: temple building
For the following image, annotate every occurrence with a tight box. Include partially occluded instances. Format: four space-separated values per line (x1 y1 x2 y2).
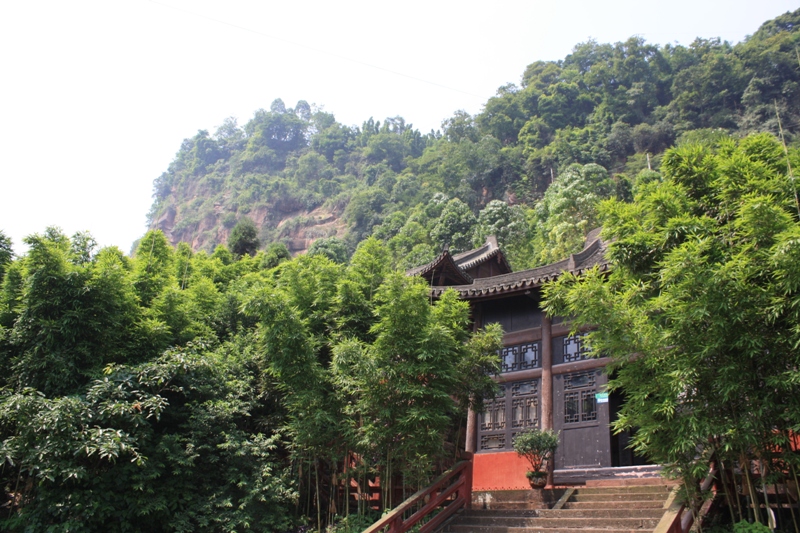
409 230 654 489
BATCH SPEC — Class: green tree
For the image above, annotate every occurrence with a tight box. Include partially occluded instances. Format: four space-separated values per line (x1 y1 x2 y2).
132 230 175 306
544 134 800 524
474 200 527 250
261 241 292 269
0 342 297 532
2 230 155 396
531 163 616 265
227 218 260 257
331 274 501 508
430 198 477 253
0 230 13 282
307 236 348 264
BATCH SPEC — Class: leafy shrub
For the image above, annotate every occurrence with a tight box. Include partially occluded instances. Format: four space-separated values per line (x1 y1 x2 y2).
325 514 378 533
513 428 559 475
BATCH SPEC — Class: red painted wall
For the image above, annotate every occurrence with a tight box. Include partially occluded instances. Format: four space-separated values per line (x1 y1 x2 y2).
473 452 533 490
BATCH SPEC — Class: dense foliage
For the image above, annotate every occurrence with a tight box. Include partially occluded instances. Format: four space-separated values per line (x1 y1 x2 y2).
544 133 800 528
4 9 800 532
0 231 501 531
149 10 800 272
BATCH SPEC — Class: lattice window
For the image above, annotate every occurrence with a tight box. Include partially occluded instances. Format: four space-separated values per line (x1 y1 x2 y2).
478 379 539 452
498 342 540 373
581 390 597 422
480 434 506 450
511 380 538 396
512 397 539 429
480 399 506 431
564 391 580 423
499 346 516 372
563 334 590 363
564 370 596 390
563 370 599 425
511 380 538 429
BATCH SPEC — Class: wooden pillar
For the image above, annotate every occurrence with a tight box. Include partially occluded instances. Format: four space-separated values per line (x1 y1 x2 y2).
466 302 482 455
465 407 477 453
541 315 554 485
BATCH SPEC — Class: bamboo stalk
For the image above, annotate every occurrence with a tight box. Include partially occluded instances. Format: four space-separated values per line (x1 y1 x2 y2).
790 461 800 533
743 453 762 525
760 459 776 530
9 464 22 519
316 460 321 533
344 452 350 518
718 458 738 526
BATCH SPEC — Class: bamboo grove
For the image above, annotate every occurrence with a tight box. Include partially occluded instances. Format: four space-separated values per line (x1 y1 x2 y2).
544 134 800 530
0 233 501 532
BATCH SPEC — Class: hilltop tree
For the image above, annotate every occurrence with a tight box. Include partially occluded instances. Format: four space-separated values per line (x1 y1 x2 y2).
0 230 12 281
430 198 477 253
531 163 616 265
307 236 348 264
227 218 260 257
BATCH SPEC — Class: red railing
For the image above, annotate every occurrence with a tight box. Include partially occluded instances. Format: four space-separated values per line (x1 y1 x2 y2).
362 453 473 533
655 462 717 533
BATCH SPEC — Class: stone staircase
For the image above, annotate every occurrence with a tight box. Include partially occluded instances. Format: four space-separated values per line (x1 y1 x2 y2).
442 484 673 533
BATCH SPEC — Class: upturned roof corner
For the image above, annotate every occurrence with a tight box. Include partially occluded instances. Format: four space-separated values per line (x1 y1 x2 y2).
407 230 608 299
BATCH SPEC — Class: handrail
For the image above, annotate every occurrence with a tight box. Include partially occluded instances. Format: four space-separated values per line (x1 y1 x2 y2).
362 453 473 533
680 462 717 532
654 462 717 533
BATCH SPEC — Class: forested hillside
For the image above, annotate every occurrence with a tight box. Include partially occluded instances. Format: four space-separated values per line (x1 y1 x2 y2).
148 9 800 268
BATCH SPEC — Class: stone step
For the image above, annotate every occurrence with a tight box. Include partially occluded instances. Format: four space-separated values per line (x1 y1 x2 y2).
447 526 658 533
475 489 565 503
570 492 667 501
585 477 673 488
572 485 672 495
538 508 664 519
461 510 539 518
452 516 660 529
562 500 664 510
472 502 545 510
451 484 671 533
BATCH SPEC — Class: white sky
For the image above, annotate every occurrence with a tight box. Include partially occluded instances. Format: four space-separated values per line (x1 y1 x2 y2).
1 0 797 255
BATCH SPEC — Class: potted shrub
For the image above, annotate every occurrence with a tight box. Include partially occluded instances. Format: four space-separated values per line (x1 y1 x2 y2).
513 428 559 488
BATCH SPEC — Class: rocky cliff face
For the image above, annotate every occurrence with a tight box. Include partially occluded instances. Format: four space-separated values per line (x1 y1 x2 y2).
152 201 346 255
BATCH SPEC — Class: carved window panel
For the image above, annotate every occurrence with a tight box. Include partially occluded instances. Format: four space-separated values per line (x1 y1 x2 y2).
478 378 540 453
564 391 580 423
499 346 516 373
480 433 506 451
581 390 597 422
512 380 538 397
564 371 596 390
498 341 541 373
512 396 539 429
563 334 590 362
563 370 600 425
516 342 539 371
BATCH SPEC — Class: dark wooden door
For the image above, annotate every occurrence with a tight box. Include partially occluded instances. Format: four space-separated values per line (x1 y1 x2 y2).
553 369 611 469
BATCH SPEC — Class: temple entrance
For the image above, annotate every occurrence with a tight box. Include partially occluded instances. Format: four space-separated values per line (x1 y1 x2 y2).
609 389 651 467
553 369 611 469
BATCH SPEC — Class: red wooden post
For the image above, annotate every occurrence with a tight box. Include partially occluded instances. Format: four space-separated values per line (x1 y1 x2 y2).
464 451 473 510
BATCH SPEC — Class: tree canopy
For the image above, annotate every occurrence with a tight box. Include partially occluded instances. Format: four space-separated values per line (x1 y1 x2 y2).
0 229 500 532
544 133 800 524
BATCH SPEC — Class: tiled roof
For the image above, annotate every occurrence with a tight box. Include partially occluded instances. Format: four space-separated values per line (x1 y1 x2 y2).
450 235 511 272
429 232 608 299
406 236 511 284
405 249 474 285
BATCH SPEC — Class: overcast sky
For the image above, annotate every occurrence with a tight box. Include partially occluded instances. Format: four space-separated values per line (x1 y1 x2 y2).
1 0 797 255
